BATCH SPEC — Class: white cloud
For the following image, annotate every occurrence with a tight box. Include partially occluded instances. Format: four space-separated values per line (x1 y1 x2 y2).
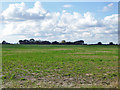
63 4 72 8
1 1 47 21
0 1 118 44
108 3 113 7
103 3 113 12
26 1 46 15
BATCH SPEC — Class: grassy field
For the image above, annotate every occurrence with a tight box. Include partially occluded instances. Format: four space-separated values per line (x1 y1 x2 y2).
2 45 118 88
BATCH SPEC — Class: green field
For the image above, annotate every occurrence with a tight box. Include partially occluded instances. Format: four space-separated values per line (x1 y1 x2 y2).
2 45 118 88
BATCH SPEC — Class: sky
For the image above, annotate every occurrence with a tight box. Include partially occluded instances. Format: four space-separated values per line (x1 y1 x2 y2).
0 1 118 44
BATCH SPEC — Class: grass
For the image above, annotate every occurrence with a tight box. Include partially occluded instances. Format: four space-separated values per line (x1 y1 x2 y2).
2 45 118 88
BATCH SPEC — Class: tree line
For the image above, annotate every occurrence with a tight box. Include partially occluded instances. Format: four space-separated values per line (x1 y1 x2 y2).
1 39 117 45
18 39 84 45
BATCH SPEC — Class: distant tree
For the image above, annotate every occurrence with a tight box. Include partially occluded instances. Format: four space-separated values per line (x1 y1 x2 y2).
74 40 84 45
41 41 51 44
2 41 7 44
30 39 35 42
97 42 102 45
2 40 10 44
23 40 29 44
61 40 66 44
66 42 74 45
29 39 35 44
52 41 59 44
35 40 41 44
109 42 114 45
19 40 23 44
18 39 87 45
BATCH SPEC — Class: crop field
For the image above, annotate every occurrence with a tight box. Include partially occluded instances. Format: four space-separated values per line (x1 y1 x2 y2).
2 45 118 88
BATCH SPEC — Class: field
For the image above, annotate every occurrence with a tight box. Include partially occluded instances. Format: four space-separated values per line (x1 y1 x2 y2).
2 45 118 88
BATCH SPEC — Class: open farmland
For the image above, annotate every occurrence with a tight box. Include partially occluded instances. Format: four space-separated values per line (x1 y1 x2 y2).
2 45 118 88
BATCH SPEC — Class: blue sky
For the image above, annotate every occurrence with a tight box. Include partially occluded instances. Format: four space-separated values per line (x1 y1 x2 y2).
2 2 118 19
0 2 118 44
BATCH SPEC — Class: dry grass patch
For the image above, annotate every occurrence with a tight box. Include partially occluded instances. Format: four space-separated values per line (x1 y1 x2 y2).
3 49 47 53
67 52 94 55
75 55 118 60
49 48 73 51
3 54 15 56
95 51 111 53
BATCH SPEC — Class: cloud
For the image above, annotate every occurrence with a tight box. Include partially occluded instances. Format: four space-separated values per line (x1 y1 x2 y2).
0 1 118 44
108 3 113 7
1 1 47 21
63 4 72 8
103 3 113 12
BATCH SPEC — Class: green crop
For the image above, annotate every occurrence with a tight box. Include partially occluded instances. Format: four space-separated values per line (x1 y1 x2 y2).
2 45 118 88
